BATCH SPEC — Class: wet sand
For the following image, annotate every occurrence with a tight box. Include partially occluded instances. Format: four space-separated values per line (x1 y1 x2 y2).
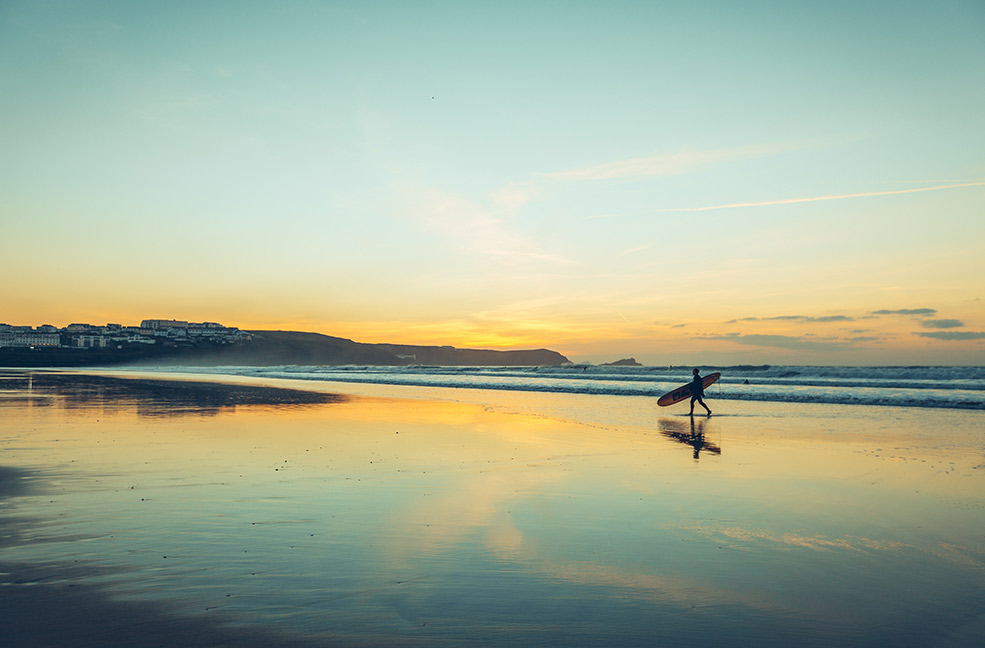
1 369 984 647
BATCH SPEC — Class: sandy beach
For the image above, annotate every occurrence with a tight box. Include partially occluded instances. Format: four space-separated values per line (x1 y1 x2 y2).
1 369 984 647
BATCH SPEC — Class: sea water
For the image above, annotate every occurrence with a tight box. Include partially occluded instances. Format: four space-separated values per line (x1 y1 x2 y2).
141 365 985 410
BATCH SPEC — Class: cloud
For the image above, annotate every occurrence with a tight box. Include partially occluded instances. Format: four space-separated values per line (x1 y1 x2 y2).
873 308 937 316
489 181 540 211
396 183 571 265
914 331 985 341
544 142 794 182
657 181 985 212
619 243 653 256
704 333 854 351
727 314 854 323
921 319 964 329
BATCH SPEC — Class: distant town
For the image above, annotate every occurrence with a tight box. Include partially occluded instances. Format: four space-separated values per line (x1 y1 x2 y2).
0 320 570 367
0 319 252 351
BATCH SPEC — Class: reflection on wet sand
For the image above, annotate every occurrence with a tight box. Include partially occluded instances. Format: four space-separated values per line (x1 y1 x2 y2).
0 370 345 418
658 417 721 459
1 370 984 647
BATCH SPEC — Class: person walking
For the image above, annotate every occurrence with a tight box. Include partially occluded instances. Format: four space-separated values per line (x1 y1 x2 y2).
689 368 712 416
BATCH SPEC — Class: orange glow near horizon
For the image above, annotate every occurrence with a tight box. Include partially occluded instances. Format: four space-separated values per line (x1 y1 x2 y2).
6 302 981 366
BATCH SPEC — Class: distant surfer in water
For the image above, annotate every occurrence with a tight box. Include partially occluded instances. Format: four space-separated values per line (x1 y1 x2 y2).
689 368 712 416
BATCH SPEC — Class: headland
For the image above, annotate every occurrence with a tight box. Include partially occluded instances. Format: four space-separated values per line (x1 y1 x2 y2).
0 319 570 367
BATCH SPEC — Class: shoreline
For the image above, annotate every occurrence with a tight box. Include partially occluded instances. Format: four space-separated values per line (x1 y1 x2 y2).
54 363 985 411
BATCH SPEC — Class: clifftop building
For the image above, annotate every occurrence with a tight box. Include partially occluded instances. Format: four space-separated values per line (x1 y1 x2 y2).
0 319 251 349
0 324 60 348
141 319 189 330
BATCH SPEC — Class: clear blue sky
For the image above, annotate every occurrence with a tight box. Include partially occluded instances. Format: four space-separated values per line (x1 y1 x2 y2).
2 0 983 364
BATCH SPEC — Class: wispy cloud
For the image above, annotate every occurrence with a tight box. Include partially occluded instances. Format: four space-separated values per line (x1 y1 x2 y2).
915 331 985 341
489 181 540 211
619 243 653 257
657 181 985 213
396 183 571 265
544 142 795 182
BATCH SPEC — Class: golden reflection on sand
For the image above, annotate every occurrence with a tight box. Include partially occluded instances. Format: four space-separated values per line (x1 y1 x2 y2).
380 466 560 565
669 522 911 553
514 558 810 618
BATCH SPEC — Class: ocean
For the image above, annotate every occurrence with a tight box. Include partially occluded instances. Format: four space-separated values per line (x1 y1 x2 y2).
141 364 985 410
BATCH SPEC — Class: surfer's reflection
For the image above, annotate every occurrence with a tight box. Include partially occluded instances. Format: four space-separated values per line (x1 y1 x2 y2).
658 418 721 460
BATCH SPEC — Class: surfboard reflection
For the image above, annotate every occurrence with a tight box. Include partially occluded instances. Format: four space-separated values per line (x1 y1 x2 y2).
658 418 721 460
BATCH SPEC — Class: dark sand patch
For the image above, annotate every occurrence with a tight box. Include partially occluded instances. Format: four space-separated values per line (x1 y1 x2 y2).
0 465 354 648
0 371 346 418
0 561 351 648
0 465 35 499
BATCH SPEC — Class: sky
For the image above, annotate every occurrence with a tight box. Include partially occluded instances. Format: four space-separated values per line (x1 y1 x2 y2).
2 0 983 365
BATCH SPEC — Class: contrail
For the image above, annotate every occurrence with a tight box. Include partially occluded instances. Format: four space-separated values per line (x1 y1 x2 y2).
657 181 985 213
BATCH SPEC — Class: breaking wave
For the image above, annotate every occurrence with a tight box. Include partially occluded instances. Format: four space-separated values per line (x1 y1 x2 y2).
148 365 985 411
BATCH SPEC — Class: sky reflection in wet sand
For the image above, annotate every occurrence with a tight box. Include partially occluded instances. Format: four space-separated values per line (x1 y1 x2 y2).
1 370 984 647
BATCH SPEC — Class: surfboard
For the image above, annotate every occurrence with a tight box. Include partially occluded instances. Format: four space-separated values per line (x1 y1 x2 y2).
657 372 720 407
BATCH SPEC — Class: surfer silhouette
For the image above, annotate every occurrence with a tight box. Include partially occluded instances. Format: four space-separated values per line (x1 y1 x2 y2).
689 368 712 416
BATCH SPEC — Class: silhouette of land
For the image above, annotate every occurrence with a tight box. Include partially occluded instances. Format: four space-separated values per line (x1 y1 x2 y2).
0 330 570 367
